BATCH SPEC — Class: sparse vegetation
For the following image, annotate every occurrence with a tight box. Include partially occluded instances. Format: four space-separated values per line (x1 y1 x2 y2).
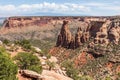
1 17 120 80
14 52 42 74
3 39 10 45
61 60 80 80
46 60 55 70
14 39 32 50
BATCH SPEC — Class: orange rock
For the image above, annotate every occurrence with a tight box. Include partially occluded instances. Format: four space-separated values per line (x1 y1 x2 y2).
56 20 73 49
116 65 120 74
74 52 87 67
75 27 83 48
106 62 113 70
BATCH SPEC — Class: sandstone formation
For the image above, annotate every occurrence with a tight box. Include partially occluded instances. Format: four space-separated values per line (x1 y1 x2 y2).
2 16 120 48
21 70 73 80
3 17 51 28
94 21 110 44
20 70 42 79
2 16 109 28
56 20 73 48
56 18 120 49
108 20 120 44
2 17 70 28
75 27 83 48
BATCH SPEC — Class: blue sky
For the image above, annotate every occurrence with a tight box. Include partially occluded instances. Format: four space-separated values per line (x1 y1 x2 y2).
0 0 120 17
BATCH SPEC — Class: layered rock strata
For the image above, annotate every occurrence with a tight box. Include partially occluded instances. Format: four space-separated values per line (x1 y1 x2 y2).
56 19 120 49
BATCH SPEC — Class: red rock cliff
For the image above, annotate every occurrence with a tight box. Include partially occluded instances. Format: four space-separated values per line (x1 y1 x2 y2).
56 19 120 49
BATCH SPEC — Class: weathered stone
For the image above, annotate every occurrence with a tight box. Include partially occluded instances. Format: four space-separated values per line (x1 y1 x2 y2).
21 70 73 80
75 27 83 48
81 32 90 43
56 20 73 48
20 70 43 79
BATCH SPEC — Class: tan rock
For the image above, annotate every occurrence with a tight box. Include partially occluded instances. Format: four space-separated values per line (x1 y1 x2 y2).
56 20 72 48
81 32 90 43
75 27 83 48
21 70 73 80
42 70 73 80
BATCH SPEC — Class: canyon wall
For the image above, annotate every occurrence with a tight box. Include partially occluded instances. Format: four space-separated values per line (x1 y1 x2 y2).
1 16 120 44
56 19 120 49
2 16 108 28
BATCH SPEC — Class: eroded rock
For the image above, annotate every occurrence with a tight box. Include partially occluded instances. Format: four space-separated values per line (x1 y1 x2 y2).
56 20 73 48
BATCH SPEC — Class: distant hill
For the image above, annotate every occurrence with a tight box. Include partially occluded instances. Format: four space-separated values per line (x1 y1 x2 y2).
25 12 90 16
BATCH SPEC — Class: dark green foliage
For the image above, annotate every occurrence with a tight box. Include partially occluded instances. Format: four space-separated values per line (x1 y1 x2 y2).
31 40 54 54
14 39 31 50
3 39 9 45
105 77 112 80
28 65 42 74
61 60 79 80
14 52 42 73
0 47 18 80
118 72 120 78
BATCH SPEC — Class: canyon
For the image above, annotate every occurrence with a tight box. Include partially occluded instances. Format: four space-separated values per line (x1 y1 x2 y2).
0 16 120 79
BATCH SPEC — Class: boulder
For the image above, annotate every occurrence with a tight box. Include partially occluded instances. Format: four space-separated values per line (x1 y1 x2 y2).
21 70 73 80
42 70 73 80
20 70 43 79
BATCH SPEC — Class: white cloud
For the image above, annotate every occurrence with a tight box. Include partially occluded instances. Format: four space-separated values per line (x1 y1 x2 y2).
0 2 120 16
100 6 120 11
0 5 15 11
0 2 91 16
84 2 105 7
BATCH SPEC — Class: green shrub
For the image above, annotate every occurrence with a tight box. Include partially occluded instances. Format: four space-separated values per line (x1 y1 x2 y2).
14 39 32 50
61 60 79 80
14 52 42 74
0 47 18 80
79 75 93 80
118 72 120 77
105 76 112 80
3 39 9 45
39 49 51 59
28 65 42 74
46 60 55 70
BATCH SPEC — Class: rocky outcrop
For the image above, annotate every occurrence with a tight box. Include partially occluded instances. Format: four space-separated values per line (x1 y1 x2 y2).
94 20 110 44
21 70 73 80
108 20 120 44
75 27 83 48
20 70 43 79
81 32 90 43
3 17 51 28
2 16 108 28
75 27 90 48
56 20 74 48
56 19 120 49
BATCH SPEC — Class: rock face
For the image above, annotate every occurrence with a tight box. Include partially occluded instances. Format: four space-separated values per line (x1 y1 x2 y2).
56 19 120 49
75 27 83 48
56 20 74 49
94 21 110 44
3 17 51 28
3 17 69 28
21 70 42 79
108 20 120 44
21 70 73 80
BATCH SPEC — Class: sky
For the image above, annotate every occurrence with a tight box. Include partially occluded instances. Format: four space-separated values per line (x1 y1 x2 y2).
0 0 120 17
